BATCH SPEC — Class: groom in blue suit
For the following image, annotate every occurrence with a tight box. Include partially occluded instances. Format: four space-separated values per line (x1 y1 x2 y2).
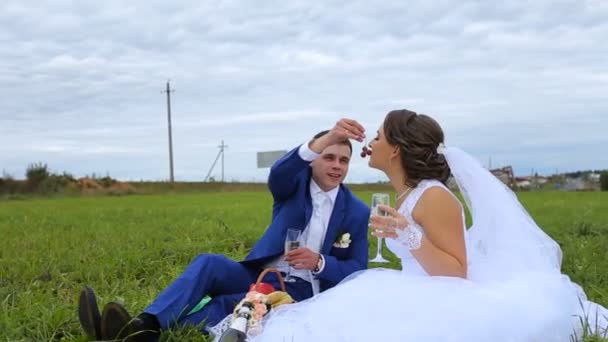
78 119 370 341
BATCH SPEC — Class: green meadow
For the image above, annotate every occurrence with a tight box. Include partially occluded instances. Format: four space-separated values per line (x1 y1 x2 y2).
1 191 607 341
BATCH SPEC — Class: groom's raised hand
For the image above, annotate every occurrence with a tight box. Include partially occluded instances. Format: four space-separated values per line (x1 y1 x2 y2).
285 248 320 270
309 118 366 153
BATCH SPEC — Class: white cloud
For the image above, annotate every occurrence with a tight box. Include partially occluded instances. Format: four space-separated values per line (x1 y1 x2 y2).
0 0 606 181
186 110 331 128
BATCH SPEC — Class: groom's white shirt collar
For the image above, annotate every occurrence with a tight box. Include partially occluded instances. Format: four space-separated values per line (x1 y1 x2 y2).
310 179 339 205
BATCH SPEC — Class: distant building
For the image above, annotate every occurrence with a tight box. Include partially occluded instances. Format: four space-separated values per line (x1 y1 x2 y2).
489 166 515 188
589 173 601 183
515 178 532 189
563 177 598 191
515 175 548 190
563 178 585 191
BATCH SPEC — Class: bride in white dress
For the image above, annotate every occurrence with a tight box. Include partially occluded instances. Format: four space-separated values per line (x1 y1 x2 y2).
251 109 608 342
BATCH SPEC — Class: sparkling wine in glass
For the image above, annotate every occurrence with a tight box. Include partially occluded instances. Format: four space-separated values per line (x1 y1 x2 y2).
370 193 390 263
284 228 302 282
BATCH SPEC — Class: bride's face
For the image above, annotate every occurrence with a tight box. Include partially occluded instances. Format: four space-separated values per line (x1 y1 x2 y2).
368 126 397 171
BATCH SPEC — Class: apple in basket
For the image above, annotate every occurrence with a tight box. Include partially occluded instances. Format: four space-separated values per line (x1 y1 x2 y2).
249 282 275 294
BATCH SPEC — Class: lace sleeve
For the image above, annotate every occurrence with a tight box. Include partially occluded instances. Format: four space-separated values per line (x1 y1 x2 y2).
394 222 424 250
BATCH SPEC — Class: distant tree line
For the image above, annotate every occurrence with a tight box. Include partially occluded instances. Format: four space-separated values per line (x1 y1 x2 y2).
0 162 130 196
0 163 74 195
562 169 607 178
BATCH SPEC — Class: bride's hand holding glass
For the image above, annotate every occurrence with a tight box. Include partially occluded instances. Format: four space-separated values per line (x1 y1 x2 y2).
369 204 409 239
370 205 424 251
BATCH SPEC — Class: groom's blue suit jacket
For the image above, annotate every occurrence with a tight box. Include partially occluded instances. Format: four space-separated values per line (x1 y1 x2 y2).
242 145 370 292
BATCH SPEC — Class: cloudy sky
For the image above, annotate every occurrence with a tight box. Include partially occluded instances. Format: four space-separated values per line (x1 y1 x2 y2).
1 0 607 183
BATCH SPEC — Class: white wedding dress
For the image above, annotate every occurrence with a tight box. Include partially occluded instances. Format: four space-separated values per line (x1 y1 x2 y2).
250 148 608 342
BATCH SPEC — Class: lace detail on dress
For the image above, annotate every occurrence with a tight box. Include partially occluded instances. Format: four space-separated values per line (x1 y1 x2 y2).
395 221 424 250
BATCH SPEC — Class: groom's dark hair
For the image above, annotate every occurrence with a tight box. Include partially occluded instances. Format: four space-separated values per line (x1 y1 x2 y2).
383 109 451 187
313 130 353 155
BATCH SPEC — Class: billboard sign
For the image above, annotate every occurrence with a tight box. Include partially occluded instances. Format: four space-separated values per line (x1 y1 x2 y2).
257 150 287 168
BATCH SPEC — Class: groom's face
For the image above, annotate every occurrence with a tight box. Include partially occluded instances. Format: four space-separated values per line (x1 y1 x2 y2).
311 143 351 191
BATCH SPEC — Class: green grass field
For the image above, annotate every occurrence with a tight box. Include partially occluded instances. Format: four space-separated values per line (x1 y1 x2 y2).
1 191 607 341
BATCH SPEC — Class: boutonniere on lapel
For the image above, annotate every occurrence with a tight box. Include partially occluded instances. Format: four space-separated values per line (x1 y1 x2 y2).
333 232 351 248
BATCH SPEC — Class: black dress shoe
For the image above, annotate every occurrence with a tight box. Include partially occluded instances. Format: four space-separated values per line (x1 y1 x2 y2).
101 302 134 340
101 302 156 342
78 286 102 340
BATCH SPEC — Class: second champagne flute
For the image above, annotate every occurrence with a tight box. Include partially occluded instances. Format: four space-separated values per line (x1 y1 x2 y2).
369 193 390 263
284 228 302 282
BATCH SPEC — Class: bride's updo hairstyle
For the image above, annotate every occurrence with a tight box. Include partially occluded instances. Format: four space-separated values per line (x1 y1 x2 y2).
383 109 451 187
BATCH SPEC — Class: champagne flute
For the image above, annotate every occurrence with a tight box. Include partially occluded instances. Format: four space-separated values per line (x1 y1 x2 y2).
369 193 390 263
284 228 302 282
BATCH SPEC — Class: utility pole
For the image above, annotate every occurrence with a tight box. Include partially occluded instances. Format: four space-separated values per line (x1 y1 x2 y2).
220 140 228 182
204 140 228 182
162 80 175 183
